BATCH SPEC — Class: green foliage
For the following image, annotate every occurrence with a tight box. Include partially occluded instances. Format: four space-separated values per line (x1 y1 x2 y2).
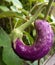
3 47 23 65
0 47 6 65
5 0 23 8
0 27 23 65
0 6 9 11
0 27 11 47
26 58 44 65
23 31 34 45
0 11 23 19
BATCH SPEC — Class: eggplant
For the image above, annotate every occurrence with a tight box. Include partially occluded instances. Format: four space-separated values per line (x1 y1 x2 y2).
12 20 54 61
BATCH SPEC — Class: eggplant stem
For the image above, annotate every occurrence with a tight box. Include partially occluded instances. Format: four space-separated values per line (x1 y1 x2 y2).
17 4 45 31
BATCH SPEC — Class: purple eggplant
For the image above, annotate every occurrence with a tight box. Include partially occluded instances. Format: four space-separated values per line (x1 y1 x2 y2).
12 20 54 61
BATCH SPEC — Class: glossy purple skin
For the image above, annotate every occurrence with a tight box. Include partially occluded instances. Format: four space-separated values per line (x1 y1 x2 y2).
12 20 54 61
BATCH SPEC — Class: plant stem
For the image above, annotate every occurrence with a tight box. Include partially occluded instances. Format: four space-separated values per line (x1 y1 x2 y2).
17 4 45 31
29 0 32 11
50 22 55 25
38 59 40 65
9 17 12 31
30 2 37 13
20 9 29 16
11 4 45 40
30 2 46 13
14 21 18 29
44 0 53 19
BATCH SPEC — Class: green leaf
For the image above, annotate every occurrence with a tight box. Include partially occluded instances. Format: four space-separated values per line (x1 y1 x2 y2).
26 61 38 65
0 60 6 65
0 27 11 47
0 11 24 19
3 47 23 65
26 59 44 65
0 6 9 11
5 0 12 2
32 61 38 65
38 0 44 2
0 27 23 65
10 6 22 13
5 0 22 9
52 2 55 6
28 0 44 2
0 47 6 65
12 0 22 9
24 32 34 45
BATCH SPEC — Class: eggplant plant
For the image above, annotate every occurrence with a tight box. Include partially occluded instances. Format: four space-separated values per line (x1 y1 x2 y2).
0 0 55 65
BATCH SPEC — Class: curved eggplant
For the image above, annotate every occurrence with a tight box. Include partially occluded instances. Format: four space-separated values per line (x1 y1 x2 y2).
12 20 54 61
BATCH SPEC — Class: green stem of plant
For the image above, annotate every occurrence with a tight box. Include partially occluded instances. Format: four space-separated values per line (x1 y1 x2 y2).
50 22 55 25
38 59 40 65
20 9 30 16
44 0 53 19
9 17 12 31
30 2 37 13
14 21 18 29
30 2 46 13
11 4 45 40
16 4 45 31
